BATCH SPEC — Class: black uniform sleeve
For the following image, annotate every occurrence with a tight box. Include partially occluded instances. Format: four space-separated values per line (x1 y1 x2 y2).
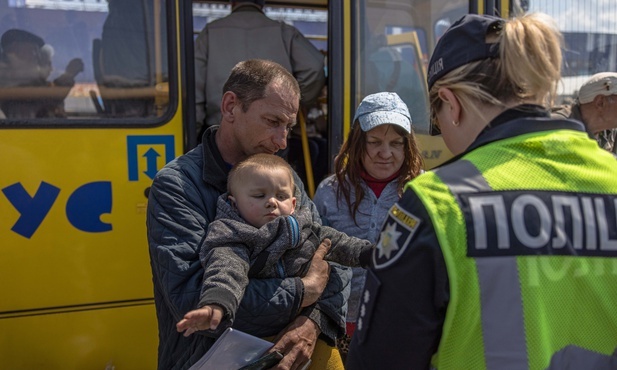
345 188 450 370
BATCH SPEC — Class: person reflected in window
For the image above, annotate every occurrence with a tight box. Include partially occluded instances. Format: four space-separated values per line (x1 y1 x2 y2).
364 34 430 128
0 28 83 118
98 0 168 117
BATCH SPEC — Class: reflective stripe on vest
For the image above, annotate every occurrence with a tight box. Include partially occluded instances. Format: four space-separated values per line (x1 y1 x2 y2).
434 159 529 370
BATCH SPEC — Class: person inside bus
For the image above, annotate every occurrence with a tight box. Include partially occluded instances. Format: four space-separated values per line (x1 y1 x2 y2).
312 91 424 362
147 59 349 370
287 82 330 187
97 0 168 117
364 33 430 128
552 71 617 154
346 13 617 369
194 0 326 138
0 28 83 118
176 153 373 339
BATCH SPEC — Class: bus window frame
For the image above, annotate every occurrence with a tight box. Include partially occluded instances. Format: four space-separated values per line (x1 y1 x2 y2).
0 0 178 130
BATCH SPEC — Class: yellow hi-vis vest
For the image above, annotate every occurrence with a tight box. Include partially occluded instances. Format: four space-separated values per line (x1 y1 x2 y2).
409 127 617 370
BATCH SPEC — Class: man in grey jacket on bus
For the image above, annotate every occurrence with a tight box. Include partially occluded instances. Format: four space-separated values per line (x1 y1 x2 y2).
194 0 326 137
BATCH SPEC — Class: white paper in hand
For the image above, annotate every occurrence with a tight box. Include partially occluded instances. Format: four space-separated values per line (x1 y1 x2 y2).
188 328 273 370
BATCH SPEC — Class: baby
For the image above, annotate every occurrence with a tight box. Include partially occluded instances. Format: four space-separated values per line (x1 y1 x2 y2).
176 153 373 336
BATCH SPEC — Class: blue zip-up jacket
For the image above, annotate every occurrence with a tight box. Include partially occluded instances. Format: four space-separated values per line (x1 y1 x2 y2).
147 126 351 369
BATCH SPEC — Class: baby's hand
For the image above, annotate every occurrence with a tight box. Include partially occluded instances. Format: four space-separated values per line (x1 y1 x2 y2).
175 304 224 337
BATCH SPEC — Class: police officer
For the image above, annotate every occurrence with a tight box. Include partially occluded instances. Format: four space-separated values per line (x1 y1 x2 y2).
346 13 617 369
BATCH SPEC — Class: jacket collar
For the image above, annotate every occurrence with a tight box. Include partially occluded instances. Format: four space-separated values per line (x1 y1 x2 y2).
439 104 586 167
569 103 595 139
202 125 232 193
232 3 264 13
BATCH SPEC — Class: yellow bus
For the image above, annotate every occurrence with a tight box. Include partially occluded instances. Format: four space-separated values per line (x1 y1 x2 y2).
1 0 610 368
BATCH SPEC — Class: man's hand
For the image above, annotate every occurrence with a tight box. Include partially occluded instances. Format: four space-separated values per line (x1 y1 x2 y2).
300 239 331 307
270 315 320 370
65 58 84 77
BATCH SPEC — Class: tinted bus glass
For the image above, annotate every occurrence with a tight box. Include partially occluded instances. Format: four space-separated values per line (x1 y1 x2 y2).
354 0 468 135
0 0 170 123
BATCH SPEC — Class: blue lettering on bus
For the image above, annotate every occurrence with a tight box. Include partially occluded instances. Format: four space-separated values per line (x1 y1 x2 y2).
66 181 112 233
2 181 112 238
2 181 60 239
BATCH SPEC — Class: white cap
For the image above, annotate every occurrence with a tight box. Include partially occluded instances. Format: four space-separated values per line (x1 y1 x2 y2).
578 72 617 104
353 92 412 134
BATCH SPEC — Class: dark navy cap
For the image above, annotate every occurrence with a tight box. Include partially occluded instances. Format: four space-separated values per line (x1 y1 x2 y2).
427 14 504 90
1 29 44 49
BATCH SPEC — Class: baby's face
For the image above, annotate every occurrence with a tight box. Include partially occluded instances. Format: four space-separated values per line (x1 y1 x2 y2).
231 167 296 228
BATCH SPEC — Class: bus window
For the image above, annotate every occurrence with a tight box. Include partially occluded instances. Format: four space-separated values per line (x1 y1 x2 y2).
353 0 467 136
191 1 328 190
192 3 327 51
0 0 171 124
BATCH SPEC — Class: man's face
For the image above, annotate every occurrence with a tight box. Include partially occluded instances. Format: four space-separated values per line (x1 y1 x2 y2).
5 41 40 67
232 81 299 158
605 95 617 128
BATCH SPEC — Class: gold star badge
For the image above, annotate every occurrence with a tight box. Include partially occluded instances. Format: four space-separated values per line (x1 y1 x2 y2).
377 222 401 259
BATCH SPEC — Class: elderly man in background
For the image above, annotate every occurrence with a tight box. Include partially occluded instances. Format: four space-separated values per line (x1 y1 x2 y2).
553 72 617 154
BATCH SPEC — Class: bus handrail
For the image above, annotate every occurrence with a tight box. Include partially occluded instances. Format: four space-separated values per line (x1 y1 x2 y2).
298 110 315 198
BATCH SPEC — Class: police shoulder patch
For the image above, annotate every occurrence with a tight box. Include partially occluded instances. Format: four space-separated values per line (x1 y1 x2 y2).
372 204 421 269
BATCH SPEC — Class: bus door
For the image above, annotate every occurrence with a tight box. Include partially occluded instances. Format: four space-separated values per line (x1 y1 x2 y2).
0 0 188 368
191 1 328 195
345 0 526 170
346 0 467 169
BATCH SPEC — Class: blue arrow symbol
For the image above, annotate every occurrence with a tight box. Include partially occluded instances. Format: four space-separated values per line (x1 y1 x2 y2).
143 148 160 179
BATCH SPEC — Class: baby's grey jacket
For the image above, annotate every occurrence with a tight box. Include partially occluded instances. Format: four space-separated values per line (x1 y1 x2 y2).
198 195 373 328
